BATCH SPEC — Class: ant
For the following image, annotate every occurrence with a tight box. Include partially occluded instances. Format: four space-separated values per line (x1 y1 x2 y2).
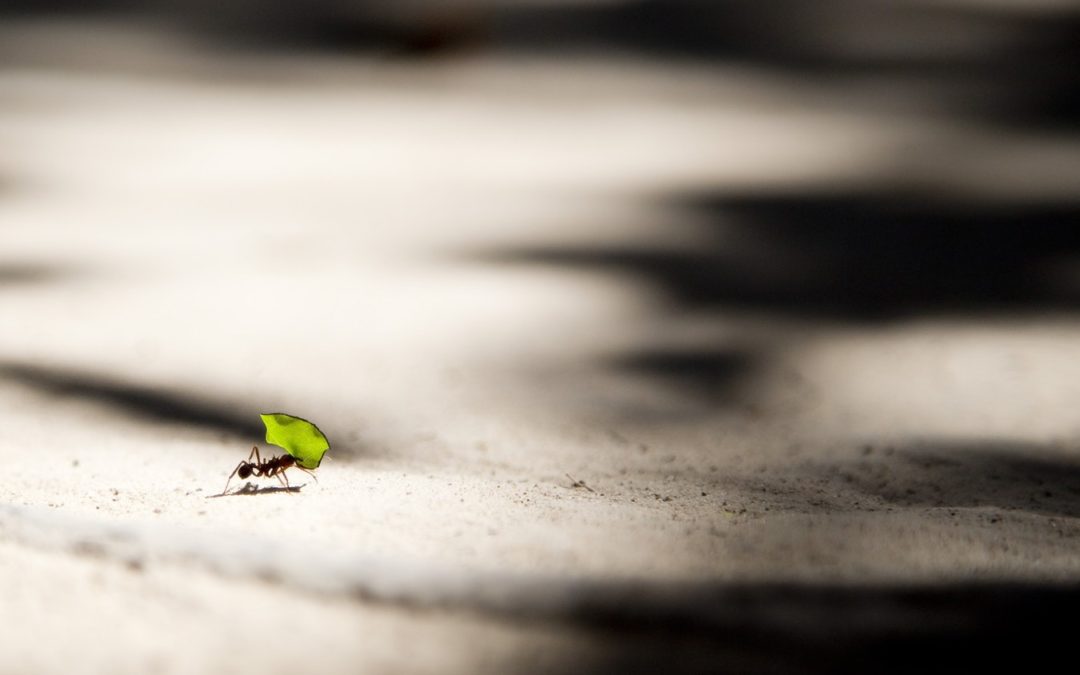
219 446 317 496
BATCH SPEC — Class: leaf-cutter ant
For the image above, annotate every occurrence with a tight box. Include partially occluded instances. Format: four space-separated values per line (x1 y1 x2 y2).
219 446 317 496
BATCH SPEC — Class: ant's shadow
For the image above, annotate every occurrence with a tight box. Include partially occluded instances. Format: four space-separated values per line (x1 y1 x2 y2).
206 482 306 498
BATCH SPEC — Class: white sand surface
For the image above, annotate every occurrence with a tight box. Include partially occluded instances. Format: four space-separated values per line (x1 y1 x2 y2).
2 15 1080 674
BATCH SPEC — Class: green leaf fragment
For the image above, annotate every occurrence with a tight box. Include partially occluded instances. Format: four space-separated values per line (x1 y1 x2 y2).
260 413 330 470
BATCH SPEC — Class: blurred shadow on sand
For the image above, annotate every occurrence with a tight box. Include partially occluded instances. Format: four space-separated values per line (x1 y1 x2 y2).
0 361 263 439
842 441 1080 519
511 577 1079 675
501 440 1080 674
0 264 74 288
5 1 1080 138
719 439 1080 520
500 0 1080 132
606 347 759 405
467 191 1080 423
481 193 1080 323
0 361 371 459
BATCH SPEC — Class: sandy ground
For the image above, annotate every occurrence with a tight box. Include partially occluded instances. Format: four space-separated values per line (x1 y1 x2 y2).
2 14 1080 674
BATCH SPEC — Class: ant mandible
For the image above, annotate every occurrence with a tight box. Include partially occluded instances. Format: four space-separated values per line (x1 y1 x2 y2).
220 446 317 496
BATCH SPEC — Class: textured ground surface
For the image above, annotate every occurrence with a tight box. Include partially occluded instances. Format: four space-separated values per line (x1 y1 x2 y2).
2 10 1080 674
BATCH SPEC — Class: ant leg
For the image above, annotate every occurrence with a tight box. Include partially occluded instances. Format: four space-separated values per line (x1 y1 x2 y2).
296 467 319 484
219 448 263 495
221 462 247 496
249 446 261 463
269 467 295 494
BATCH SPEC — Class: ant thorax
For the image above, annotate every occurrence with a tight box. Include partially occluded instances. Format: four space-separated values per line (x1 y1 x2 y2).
267 454 295 471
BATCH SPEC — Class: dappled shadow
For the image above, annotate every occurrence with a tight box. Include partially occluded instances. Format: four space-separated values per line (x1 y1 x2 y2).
469 191 1080 413
4 1 1077 138
478 193 1080 323
500 0 1080 133
0 263 74 288
0 0 488 56
527 579 1080 675
517 441 1080 673
838 442 1080 519
0 361 263 439
0 361 368 460
717 439 1080 521
706 193 1080 320
606 347 757 403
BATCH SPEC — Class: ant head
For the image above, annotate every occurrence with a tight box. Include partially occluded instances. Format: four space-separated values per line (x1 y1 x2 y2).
238 464 253 479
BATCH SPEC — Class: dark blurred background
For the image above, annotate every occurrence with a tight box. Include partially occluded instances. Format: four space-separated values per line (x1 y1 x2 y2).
9 0 1077 316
